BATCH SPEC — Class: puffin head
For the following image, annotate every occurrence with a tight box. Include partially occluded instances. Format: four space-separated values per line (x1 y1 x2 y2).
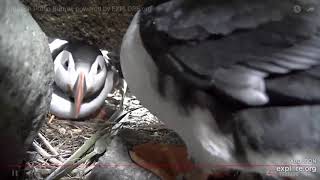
53 42 109 118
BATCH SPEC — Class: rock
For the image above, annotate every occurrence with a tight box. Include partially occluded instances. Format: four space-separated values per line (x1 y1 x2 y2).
117 128 184 148
21 0 146 53
0 0 53 178
88 136 160 180
88 127 184 180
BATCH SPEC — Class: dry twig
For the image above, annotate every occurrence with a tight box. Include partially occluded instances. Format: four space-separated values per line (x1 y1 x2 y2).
48 115 55 124
38 133 65 162
32 142 62 166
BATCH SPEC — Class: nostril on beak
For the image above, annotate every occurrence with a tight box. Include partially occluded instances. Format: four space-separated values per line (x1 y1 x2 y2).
67 84 72 95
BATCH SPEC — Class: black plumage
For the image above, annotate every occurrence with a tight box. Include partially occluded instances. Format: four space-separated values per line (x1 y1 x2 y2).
121 0 320 179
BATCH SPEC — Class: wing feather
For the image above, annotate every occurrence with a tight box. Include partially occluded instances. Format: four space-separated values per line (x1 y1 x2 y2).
140 0 320 106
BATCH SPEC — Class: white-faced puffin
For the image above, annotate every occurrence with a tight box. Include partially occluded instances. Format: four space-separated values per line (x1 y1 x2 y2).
49 39 115 119
120 0 320 179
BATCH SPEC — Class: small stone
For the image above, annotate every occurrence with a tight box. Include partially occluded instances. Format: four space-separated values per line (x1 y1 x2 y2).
132 100 140 105
58 128 66 134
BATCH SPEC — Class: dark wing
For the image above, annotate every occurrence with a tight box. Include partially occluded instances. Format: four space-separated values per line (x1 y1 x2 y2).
140 0 320 107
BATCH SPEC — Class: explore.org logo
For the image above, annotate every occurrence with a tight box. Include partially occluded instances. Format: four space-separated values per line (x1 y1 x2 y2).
266 158 319 178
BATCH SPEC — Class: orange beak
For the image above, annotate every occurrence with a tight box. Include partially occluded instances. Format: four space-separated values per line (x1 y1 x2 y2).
75 72 86 118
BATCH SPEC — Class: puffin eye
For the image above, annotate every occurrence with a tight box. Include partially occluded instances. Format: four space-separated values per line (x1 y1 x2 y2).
63 60 69 70
97 64 102 74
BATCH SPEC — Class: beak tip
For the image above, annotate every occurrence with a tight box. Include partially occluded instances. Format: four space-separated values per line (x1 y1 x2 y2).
75 110 80 119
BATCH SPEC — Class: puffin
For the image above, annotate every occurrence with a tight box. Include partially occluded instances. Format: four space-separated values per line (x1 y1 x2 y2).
120 0 320 179
49 39 115 119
